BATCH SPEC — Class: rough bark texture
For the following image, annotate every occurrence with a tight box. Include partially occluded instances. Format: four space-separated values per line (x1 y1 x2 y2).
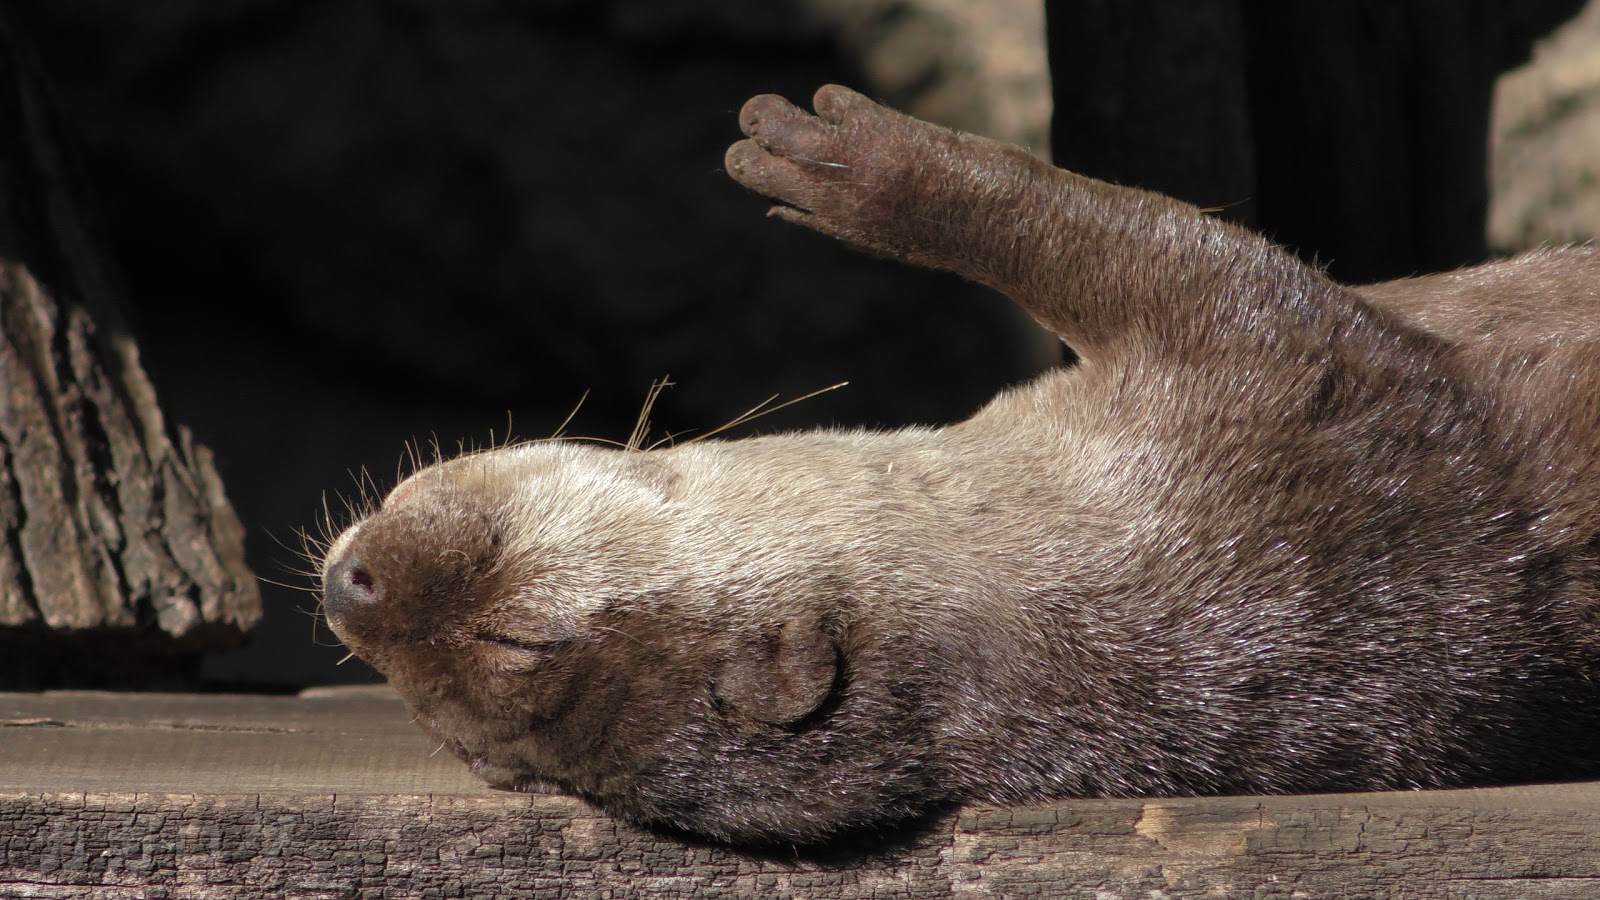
3 689 1600 898
0 9 260 686
4 788 1598 899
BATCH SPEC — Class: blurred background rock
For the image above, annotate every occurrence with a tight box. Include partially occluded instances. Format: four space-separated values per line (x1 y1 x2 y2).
5 0 1595 687
1493 0 1600 250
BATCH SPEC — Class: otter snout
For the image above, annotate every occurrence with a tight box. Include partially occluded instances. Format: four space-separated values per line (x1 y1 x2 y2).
321 551 380 620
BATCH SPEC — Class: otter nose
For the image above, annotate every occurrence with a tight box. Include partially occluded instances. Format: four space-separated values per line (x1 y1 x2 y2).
322 554 382 619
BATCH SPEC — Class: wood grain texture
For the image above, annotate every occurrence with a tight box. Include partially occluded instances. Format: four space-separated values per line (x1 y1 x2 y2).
2 689 1599 898
0 7 260 686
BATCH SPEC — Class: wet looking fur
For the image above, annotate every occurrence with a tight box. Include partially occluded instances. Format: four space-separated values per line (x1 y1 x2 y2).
319 85 1600 845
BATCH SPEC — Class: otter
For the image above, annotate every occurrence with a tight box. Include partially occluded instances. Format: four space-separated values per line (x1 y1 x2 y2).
319 85 1600 845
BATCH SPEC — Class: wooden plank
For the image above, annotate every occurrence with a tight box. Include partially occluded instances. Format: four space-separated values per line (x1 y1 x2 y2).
0 687 478 795
2 688 1600 898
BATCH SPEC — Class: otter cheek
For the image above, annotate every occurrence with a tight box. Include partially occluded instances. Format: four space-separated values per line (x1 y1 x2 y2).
494 658 582 726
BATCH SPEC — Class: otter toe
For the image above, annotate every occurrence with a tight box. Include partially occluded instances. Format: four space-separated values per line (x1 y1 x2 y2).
738 93 804 141
811 84 875 125
738 92 842 167
725 138 814 215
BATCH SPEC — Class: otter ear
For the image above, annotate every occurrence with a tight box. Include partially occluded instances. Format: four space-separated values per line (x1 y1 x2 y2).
715 617 839 725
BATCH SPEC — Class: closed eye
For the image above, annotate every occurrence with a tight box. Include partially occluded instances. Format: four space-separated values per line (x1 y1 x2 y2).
475 635 568 662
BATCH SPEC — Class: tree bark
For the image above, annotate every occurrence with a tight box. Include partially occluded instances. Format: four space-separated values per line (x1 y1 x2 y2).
0 7 259 686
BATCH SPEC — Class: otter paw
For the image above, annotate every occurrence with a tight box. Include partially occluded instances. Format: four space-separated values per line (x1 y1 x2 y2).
725 85 917 241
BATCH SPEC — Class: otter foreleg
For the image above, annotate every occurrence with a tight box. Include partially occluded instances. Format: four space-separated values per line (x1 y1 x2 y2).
725 85 1357 364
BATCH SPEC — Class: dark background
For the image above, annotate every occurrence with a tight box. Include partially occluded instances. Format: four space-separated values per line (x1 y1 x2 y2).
5 0 1588 688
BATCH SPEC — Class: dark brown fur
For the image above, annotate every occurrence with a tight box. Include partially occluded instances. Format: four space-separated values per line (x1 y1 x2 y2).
320 85 1600 845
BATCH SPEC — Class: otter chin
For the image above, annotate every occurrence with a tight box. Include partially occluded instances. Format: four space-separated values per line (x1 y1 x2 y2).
320 85 1600 845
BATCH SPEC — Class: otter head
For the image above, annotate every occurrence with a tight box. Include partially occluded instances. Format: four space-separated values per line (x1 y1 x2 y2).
318 442 916 841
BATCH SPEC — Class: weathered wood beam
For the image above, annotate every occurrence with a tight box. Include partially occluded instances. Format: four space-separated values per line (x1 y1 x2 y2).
2 688 1599 898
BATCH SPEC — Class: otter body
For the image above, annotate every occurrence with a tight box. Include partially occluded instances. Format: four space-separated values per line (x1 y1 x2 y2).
321 86 1600 844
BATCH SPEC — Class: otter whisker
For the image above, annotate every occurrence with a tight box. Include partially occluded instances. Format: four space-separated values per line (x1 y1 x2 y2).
489 409 518 451
257 573 319 592
645 429 697 451
628 376 676 452
550 389 591 440
587 623 647 647
683 381 849 445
